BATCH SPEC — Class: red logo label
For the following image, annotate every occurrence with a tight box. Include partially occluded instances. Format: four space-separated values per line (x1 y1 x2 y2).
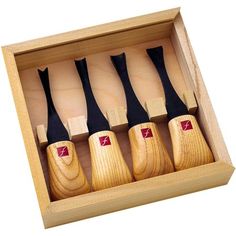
57 146 69 157
99 136 111 146
141 128 153 138
180 120 193 131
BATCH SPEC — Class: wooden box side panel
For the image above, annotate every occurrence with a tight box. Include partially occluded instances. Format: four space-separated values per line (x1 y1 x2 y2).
171 14 232 165
44 161 234 228
11 8 180 70
2 48 51 214
15 22 173 70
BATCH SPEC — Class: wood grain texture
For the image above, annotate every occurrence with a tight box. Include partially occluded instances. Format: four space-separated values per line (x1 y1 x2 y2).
88 130 132 190
168 115 214 171
129 122 174 180
46 141 90 200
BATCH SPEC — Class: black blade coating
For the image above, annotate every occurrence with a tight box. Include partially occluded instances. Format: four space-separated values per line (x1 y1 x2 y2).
38 68 70 145
74 58 110 135
146 46 188 120
111 53 149 128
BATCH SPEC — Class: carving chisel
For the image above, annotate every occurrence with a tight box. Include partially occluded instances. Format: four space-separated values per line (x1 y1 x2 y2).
74 58 132 191
146 46 214 170
38 68 90 200
111 53 174 180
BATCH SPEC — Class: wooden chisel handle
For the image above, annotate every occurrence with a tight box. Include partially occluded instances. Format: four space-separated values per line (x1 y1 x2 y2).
129 122 174 180
88 130 132 190
46 140 90 200
168 115 214 171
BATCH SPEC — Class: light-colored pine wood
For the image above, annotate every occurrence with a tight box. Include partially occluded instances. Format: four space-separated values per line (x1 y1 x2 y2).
129 122 174 180
183 90 198 114
88 130 132 191
46 140 90 200
2 48 51 216
36 124 48 148
67 116 89 142
15 22 174 70
2 8 234 228
44 161 234 228
106 106 128 132
145 97 167 122
168 115 214 171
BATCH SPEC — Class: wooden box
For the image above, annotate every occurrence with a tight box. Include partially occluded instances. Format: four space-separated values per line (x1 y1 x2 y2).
2 8 234 228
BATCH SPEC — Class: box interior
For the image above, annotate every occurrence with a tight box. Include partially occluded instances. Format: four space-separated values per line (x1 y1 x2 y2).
17 20 215 201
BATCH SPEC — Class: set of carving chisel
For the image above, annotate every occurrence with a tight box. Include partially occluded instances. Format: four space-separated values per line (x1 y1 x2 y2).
38 46 214 200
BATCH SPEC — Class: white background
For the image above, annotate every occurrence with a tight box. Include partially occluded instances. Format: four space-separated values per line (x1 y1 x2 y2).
0 0 235 235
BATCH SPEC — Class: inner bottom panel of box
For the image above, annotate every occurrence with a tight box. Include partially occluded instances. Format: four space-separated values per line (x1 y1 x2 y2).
18 36 208 201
